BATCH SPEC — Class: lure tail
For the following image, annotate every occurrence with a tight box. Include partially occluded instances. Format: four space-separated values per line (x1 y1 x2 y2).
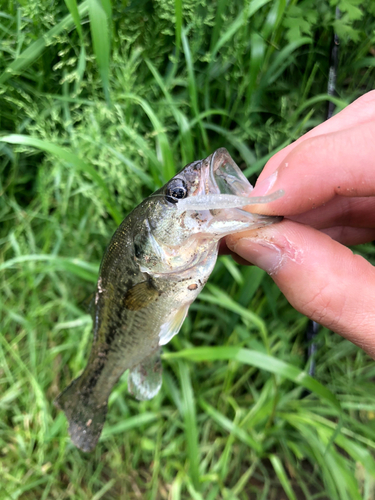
55 377 108 452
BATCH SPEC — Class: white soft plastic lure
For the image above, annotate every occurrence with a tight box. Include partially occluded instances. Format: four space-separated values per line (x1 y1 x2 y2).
175 190 284 211
55 148 282 451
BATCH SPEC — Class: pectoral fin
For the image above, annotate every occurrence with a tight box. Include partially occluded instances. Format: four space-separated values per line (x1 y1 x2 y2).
158 304 189 346
124 281 160 311
128 349 163 401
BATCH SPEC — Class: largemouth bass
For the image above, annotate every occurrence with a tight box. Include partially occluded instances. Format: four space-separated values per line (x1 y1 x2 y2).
55 148 282 451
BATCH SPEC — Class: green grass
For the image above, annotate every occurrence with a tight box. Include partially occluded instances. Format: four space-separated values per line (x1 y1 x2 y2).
1 0 375 498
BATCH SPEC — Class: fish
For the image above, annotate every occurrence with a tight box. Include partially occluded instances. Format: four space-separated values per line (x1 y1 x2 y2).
54 148 283 452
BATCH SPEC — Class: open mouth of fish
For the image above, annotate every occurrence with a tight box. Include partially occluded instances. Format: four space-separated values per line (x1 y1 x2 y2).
210 147 255 197
176 147 283 223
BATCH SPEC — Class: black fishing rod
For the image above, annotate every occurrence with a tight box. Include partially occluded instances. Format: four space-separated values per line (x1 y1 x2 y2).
305 7 340 379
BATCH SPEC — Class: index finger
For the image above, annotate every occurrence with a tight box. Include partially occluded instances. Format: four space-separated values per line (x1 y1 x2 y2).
247 120 375 216
257 90 375 183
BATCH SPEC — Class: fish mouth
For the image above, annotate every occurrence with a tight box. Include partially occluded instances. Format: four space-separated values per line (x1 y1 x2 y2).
198 148 283 236
209 148 253 196
174 148 283 233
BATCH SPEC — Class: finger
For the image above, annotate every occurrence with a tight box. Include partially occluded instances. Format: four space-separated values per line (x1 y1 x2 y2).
219 239 231 255
289 197 375 230
226 220 375 358
247 121 375 216
257 91 375 182
321 226 375 246
218 240 253 266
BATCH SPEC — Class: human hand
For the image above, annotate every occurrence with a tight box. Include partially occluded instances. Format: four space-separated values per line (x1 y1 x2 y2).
225 91 375 358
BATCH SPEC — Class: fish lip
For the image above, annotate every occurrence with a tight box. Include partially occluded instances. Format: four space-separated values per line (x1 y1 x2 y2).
208 148 253 196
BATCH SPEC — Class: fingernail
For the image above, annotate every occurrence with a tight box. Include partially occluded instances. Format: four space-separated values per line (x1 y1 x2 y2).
251 171 278 197
232 238 282 275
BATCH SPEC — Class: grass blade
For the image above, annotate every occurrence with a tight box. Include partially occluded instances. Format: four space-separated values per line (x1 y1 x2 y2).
100 413 158 439
181 31 209 152
0 134 122 224
64 0 86 91
210 0 272 62
209 0 227 52
199 398 262 453
179 361 200 491
269 454 298 500
119 93 175 181
200 283 268 340
246 33 265 108
203 123 256 167
88 0 111 102
174 0 182 54
261 37 312 87
164 347 341 411
145 59 194 164
0 254 99 282
64 0 83 38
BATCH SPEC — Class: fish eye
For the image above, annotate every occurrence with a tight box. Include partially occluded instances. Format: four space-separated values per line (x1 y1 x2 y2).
165 179 188 203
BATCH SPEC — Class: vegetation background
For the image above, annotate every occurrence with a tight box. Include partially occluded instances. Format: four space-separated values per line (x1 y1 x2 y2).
1 0 375 498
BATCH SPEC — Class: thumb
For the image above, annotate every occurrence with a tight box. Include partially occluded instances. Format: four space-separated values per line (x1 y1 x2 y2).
226 221 375 358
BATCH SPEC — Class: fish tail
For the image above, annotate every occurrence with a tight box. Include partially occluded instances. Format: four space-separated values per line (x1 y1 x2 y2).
55 376 108 452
